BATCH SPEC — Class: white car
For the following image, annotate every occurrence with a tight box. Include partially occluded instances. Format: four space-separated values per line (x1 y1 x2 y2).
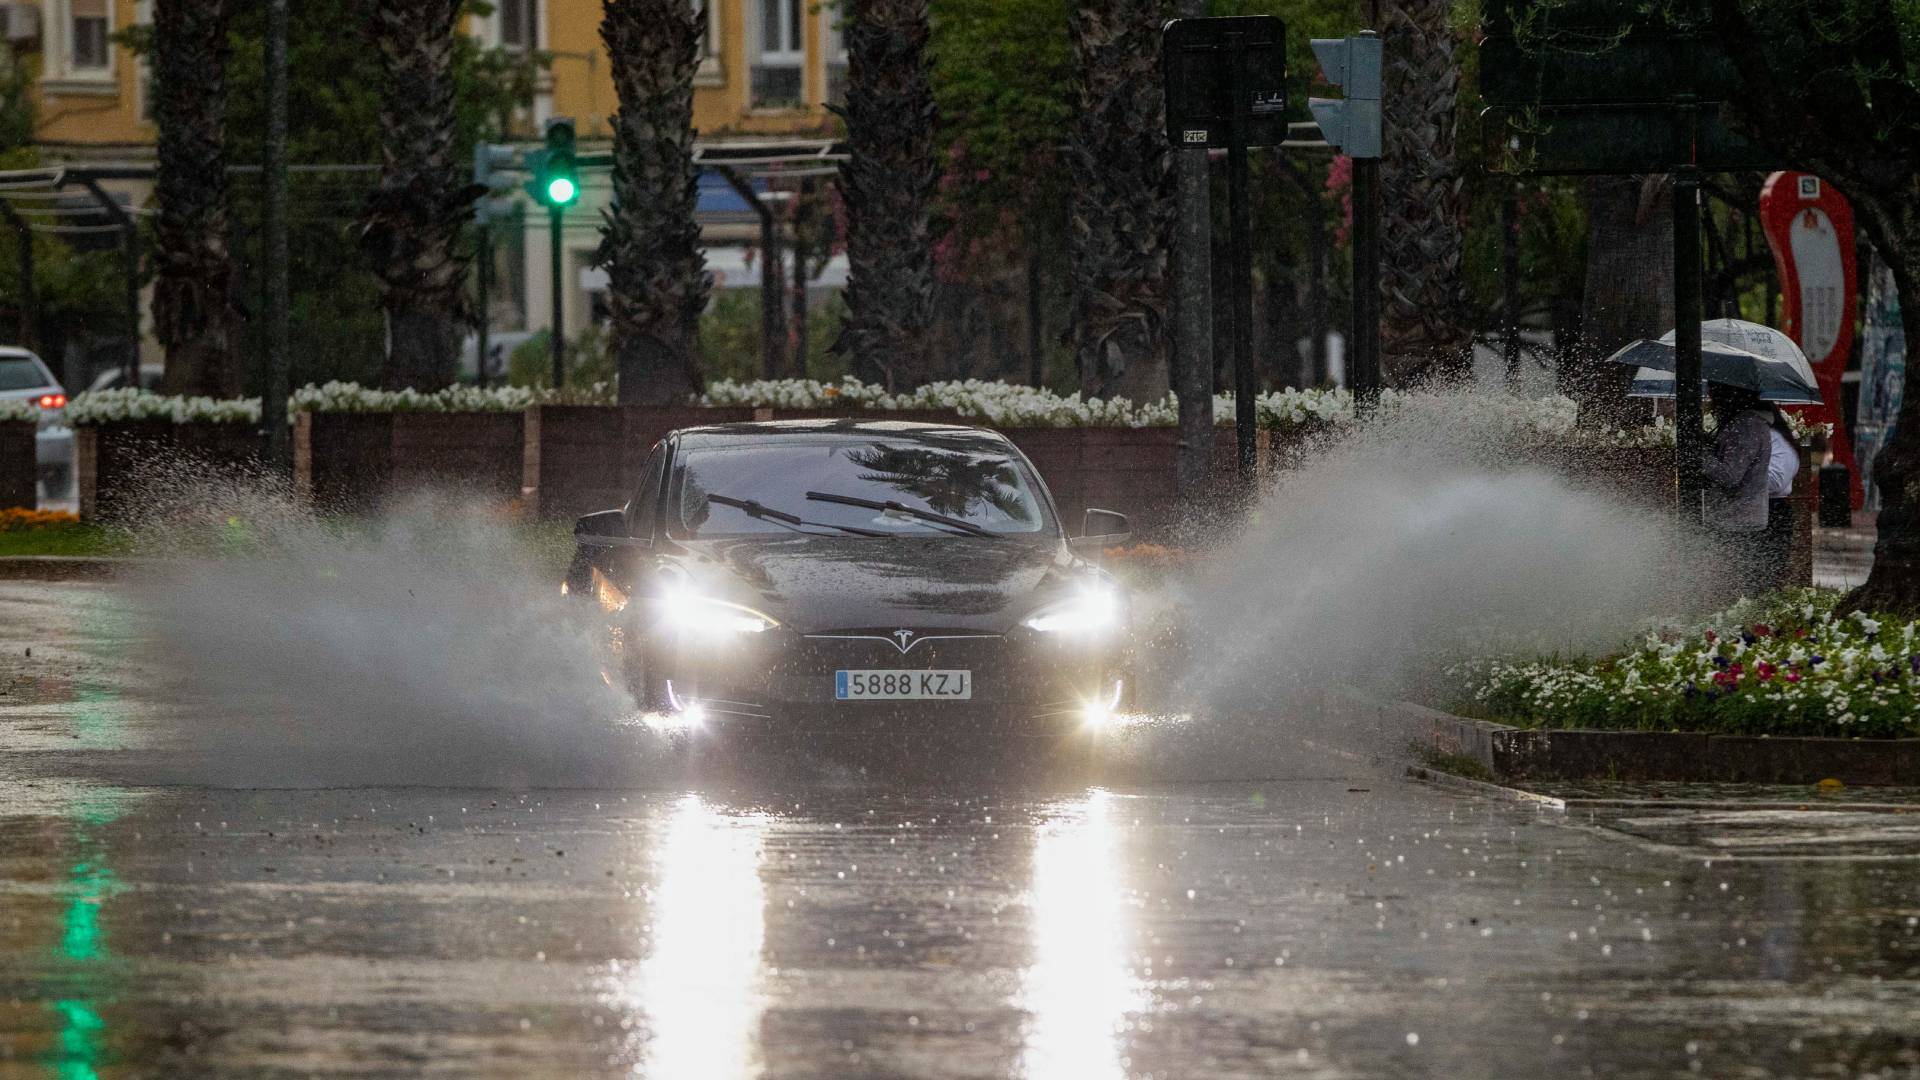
0 347 73 505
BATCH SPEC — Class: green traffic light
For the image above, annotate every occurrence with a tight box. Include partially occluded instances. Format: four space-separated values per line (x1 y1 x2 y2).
546 176 577 205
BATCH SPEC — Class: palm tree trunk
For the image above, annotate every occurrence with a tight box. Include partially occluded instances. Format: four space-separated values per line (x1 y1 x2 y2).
360 0 477 391
1376 0 1471 385
832 0 938 392
1067 0 1172 402
600 0 710 405
1564 175 1674 425
152 0 240 397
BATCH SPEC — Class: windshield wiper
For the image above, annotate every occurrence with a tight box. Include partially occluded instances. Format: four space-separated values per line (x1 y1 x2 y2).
803 491 993 537
706 494 888 538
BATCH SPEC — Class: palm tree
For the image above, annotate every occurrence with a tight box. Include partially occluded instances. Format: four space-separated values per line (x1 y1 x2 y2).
1067 0 1172 402
151 0 240 397
1377 0 1472 385
598 0 710 405
833 0 938 391
359 0 479 391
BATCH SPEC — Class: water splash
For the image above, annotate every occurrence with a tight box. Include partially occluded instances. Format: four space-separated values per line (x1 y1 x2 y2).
122 469 659 788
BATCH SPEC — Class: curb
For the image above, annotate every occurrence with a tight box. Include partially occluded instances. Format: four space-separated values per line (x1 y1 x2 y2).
1404 765 1567 808
1405 766 1920 813
1367 694 1920 787
0 556 142 581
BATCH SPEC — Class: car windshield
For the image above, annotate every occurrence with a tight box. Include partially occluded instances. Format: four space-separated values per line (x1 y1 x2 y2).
0 357 53 392
672 434 1051 538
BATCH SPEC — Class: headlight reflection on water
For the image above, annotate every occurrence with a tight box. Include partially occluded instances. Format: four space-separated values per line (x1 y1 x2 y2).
624 795 768 1079
1019 791 1142 1079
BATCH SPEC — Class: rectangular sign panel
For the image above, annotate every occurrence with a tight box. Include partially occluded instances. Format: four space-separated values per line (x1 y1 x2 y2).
1162 16 1289 149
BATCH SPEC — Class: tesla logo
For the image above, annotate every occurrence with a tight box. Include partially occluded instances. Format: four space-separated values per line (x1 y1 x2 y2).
891 629 915 650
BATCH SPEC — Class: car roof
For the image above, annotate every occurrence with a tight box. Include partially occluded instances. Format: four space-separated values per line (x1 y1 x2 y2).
674 418 1013 448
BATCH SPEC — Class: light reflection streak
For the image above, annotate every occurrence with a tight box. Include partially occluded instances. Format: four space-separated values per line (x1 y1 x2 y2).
1019 790 1142 1080
631 794 768 1079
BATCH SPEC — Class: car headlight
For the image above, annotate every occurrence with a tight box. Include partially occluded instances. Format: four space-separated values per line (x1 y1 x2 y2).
1022 587 1123 636
656 586 779 637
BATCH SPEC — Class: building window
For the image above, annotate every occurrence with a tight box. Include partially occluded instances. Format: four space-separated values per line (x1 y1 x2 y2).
751 0 804 108
693 0 723 86
823 5 846 107
498 0 539 51
69 0 110 73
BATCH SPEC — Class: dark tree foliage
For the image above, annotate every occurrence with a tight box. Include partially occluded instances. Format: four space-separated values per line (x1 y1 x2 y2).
1706 0 1920 612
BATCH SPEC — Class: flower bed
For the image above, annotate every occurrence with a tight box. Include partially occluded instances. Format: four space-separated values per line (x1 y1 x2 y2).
0 417 33 510
1458 590 1920 739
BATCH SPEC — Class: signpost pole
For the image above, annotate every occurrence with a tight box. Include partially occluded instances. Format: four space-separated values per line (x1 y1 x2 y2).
549 204 566 390
1673 163 1705 522
1351 153 1381 407
1173 143 1214 496
1226 32 1257 477
475 219 491 388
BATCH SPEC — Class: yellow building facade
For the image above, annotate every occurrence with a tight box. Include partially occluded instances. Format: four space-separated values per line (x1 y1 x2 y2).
9 0 843 155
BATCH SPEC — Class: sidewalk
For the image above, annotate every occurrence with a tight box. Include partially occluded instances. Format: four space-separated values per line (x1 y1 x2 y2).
1815 510 1875 591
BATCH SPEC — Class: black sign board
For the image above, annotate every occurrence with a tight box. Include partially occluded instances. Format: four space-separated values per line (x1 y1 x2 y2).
1161 16 1288 149
1482 103 1780 176
1478 0 1776 175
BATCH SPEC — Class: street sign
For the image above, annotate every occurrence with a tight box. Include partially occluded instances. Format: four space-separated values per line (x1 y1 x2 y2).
1307 34 1381 159
1160 16 1287 150
1761 170 1862 507
1478 0 1775 176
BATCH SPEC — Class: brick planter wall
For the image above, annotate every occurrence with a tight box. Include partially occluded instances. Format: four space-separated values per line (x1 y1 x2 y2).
520 404 1270 536
75 421 265 523
0 420 34 510
523 405 762 521
294 411 524 511
1001 427 1267 539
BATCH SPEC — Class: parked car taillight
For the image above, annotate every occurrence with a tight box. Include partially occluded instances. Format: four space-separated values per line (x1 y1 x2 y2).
37 393 66 409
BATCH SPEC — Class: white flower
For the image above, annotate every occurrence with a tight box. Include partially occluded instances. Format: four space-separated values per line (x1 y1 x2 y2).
0 399 39 423
66 388 262 426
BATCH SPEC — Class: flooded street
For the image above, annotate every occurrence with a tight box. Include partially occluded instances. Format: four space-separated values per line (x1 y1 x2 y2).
3 583 1918 1078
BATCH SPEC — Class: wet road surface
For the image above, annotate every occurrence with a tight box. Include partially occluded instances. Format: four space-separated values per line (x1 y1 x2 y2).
3 582 1919 1078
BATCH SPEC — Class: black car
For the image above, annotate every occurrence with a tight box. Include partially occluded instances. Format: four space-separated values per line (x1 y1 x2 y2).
565 419 1134 743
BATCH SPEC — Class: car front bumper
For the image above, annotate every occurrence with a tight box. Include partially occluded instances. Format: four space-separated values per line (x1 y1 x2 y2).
640 627 1127 740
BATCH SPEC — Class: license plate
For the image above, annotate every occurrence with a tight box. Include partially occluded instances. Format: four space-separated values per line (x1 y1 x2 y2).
835 670 972 701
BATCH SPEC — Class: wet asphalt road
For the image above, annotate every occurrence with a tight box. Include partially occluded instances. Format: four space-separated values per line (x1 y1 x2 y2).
4 582 1920 1079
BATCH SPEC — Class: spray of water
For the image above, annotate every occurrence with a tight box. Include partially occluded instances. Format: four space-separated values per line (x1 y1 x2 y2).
120 468 661 788
1108 393 1721 779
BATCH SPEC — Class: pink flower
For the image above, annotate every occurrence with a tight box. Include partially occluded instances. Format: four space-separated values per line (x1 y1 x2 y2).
1784 672 1802 684
1756 661 1777 681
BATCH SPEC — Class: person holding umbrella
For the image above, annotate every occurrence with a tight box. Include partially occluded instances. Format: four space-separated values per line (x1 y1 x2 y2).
1611 318 1824 596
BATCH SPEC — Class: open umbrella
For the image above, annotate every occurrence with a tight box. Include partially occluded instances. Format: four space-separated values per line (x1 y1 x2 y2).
1619 318 1822 404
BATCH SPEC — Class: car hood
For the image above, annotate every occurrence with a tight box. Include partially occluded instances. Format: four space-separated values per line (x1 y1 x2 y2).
672 535 1087 635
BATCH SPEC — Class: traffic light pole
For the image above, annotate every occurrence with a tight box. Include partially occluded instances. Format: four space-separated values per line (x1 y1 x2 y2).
549 204 565 390
1226 33 1257 477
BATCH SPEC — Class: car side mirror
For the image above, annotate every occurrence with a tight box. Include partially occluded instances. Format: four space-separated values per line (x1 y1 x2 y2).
574 509 650 549
1069 508 1131 554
